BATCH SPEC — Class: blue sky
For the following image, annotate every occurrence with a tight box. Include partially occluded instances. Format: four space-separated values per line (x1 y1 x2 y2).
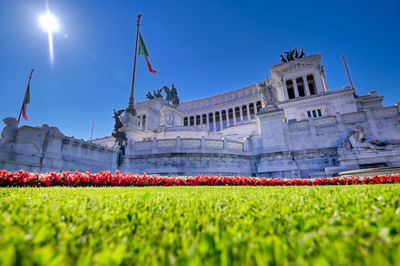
1 0 399 140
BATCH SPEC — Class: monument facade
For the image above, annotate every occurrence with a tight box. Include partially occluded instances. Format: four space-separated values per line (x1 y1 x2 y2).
1 52 400 177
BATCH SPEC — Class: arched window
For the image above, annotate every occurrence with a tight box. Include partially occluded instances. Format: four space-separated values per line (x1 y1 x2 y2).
242 105 248 121
202 114 207 124
296 77 305 97
307 75 316 95
196 115 201 125
228 109 233 126
235 107 241 122
190 116 194 126
256 101 262 112
208 113 214 131
184 117 188 126
286 80 295 99
249 103 255 119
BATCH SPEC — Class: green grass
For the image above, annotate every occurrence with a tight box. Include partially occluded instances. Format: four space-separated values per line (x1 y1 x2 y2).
0 185 400 265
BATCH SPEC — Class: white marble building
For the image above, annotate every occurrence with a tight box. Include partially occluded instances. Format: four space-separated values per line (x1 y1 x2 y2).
1 53 400 177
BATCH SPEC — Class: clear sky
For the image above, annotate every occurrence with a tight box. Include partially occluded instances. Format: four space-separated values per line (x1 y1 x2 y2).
1 0 399 140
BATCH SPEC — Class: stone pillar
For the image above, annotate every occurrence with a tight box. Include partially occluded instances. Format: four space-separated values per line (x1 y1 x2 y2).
254 102 258 114
194 115 197 126
176 136 181 152
213 112 217 132
282 79 289 101
206 114 210 129
293 79 299 98
225 109 229 127
246 105 251 120
233 108 237 125
257 108 288 152
140 116 143 129
219 111 223 131
240 107 244 122
303 76 310 96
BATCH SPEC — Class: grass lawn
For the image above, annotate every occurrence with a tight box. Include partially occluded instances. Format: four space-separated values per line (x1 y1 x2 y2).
0 185 399 265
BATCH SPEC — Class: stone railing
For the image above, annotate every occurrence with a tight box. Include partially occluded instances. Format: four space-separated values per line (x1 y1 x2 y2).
131 137 244 156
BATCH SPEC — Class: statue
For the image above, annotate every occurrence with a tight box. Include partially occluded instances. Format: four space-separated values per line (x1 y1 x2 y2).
112 109 127 147
0 117 18 145
146 91 155 100
299 48 305 58
163 84 180 108
257 82 278 110
289 49 295 61
341 126 399 152
294 48 299 59
153 88 163 98
281 48 306 62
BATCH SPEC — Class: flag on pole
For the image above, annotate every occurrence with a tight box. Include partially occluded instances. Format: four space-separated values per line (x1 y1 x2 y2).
138 33 157 74
18 69 34 124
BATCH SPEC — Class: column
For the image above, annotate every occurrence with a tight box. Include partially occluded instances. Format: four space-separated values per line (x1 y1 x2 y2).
213 112 217 132
194 115 197 126
140 116 143 128
225 109 229 127
283 80 289 101
254 102 258 114
233 108 237 125
240 107 243 122
293 79 299 98
206 114 210 129
303 76 310 96
219 111 223 131
246 105 251 120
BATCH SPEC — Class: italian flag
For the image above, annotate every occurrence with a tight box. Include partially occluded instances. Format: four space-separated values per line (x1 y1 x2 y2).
18 73 32 124
138 33 157 74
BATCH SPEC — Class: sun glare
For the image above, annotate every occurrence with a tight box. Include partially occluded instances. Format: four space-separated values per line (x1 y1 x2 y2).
39 9 60 64
39 12 60 33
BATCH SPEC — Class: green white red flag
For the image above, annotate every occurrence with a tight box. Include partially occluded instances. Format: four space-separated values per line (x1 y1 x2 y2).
18 69 33 124
138 33 157 74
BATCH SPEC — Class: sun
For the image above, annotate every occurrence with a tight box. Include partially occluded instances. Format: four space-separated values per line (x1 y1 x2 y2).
39 10 60 64
39 12 60 33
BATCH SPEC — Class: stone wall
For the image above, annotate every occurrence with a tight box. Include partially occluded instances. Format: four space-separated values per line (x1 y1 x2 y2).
0 119 117 172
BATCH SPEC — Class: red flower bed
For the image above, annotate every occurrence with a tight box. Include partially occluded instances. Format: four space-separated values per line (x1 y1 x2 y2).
1 169 400 187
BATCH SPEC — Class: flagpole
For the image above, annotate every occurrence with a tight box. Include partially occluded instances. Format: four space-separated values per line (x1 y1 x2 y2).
126 14 142 116
18 69 34 125
342 55 354 90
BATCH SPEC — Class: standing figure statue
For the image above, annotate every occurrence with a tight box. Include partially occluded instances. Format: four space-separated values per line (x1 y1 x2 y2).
299 48 305 58
294 48 299 59
163 84 180 108
112 109 127 147
257 82 278 110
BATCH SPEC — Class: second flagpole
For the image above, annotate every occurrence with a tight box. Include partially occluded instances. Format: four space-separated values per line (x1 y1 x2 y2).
126 14 142 115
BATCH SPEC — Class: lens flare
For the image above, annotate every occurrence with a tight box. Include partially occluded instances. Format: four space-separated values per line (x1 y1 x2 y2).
38 9 60 64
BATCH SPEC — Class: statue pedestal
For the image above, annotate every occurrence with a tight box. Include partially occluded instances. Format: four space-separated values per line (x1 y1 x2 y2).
160 105 184 127
257 108 287 152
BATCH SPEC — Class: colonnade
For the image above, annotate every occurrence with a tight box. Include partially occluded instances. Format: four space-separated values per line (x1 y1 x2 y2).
183 101 262 132
285 74 317 100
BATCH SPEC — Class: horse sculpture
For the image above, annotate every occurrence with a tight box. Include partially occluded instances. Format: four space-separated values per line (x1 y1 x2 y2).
163 84 180 108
